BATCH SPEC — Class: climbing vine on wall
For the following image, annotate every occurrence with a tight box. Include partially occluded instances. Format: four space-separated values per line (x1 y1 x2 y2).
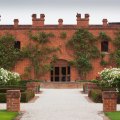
67 29 100 80
22 31 59 79
111 30 120 67
98 32 111 66
0 33 22 70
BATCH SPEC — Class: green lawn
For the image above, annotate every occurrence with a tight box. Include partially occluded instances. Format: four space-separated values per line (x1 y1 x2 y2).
105 112 120 120
0 110 18 120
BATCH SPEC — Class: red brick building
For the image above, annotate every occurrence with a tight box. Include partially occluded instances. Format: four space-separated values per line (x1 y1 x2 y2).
0 13 119 82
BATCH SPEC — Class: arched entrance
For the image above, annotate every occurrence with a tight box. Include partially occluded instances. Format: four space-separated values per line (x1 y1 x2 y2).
51 59 71 82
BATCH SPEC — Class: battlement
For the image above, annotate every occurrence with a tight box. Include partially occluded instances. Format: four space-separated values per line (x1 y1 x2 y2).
1 13 120 29
32 14 45 27
76 13 89 27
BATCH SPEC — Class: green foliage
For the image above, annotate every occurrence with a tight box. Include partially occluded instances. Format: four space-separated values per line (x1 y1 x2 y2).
113 50 120 67
29 31 55 44
98 68 120 92
0 93 6 103
22 31 59 79
0 33 22 70
21 90 35 102
100 60 108 66
98 32 111 41
67 29 100 79
113 30 120 49
89 89 102 103
111 30 120 67
60 32 67 39
0 68 21 86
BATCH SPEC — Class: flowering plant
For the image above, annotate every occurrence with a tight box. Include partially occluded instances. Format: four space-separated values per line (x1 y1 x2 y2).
98 68 120 92
0 68 20 85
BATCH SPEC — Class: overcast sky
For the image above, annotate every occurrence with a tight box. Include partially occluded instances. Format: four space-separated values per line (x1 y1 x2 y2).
0 0 120 25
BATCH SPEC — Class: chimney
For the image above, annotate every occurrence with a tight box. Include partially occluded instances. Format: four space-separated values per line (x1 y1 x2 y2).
14 19 19 27
32 13 45 27
76 13 89 27
102 19 108 27
58 19 63 27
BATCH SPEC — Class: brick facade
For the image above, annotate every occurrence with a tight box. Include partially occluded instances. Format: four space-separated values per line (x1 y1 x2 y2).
102 91 117 112
7 90 21 112
0 13 119 81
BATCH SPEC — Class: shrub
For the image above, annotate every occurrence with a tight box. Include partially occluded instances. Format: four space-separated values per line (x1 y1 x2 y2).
21 90 35 103
89 89 102 103
98 68 120 92
0 68 21 86
0 93 6 103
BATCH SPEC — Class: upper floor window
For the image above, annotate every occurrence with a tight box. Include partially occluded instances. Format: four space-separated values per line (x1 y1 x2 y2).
14 41 21 49
101 41 108 52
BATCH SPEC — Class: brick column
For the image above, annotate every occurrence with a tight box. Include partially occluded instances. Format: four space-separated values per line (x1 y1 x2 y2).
7 90 21 112
102 91 117 112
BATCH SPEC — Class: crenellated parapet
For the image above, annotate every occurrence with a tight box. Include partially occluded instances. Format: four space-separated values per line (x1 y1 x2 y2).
32 13 45 27
0 13 120 29
76 13 89 27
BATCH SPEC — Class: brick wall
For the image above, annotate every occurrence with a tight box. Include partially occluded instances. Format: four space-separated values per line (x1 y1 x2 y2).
0 13 118 81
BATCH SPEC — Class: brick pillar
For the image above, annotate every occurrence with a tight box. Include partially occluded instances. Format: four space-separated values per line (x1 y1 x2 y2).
7 90 21 112
102 91 117 112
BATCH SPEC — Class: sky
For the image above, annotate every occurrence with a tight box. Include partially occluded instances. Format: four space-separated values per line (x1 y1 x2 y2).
0 0 120 25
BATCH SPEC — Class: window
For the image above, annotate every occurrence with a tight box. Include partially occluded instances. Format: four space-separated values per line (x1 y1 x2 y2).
101 41 108 52
14 41 21 49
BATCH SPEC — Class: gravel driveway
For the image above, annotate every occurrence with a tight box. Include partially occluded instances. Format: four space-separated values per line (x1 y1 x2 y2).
20 89 103 120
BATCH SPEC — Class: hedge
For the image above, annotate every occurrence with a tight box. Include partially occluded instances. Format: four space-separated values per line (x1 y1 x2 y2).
0 90 35 103
21 90 35 102
0 85 26 93
89 89 102 103
0 93 6 103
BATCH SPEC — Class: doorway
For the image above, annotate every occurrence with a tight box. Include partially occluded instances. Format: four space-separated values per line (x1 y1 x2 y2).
51 60 71 82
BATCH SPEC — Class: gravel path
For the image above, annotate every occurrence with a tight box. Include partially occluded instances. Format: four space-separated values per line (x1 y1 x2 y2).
21 89 103 120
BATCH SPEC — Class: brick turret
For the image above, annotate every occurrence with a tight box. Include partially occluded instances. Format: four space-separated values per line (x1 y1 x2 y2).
76 13 89 27
32 13 45 27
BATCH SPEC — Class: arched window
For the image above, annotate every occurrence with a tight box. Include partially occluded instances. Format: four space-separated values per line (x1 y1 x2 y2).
14 41 21 49
101 41 108 52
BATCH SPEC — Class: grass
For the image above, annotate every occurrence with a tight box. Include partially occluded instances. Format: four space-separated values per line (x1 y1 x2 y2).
0 110 18 120
105 112 120 120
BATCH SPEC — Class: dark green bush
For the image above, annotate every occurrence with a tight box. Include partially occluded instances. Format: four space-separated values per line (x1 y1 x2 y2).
117 93 120 104
21 90 35 103
0 86 26 93
89 89 102 103
0 93 6 103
